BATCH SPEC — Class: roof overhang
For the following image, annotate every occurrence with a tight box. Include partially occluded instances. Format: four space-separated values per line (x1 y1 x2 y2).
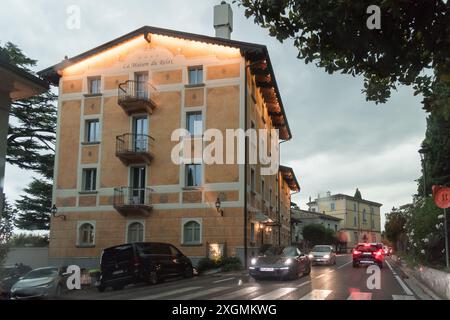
279 165 300 192
0 59 48 100
37 26 292 139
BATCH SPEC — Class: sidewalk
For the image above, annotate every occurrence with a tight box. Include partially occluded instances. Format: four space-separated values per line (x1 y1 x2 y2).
389 255 446 300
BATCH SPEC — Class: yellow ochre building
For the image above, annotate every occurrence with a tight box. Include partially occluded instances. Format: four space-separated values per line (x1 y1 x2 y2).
39 3 300 268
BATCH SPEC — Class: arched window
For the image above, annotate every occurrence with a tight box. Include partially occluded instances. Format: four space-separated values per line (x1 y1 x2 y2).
127 222 144 243
183 220 201 244
78 222 95 246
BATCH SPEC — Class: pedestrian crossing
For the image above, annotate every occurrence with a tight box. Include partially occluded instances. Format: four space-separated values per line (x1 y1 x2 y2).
133 285 417 300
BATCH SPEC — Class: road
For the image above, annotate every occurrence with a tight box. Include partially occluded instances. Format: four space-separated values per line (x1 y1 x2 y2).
63 255 427 300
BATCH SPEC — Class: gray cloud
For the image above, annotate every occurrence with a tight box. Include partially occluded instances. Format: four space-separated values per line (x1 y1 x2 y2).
1 0 427 230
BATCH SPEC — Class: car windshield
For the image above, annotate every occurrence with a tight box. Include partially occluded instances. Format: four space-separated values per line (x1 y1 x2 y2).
356 244 378 252
312 246 331 252
23 268 58 279
282 246 300 257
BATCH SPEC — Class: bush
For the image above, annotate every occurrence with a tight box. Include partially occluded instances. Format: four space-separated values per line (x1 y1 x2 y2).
197 256 243 272
220 257 243 271
197 258 219 272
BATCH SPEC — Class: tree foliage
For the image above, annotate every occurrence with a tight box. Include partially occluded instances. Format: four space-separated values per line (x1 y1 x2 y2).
237 0 450 114
302 223 336 246
8 233 49 247
384 205 410 251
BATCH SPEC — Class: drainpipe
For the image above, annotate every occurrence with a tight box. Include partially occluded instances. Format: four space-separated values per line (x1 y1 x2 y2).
243 61 249 268
278 139 288 245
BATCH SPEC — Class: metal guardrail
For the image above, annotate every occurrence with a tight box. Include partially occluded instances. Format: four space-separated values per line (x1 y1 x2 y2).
116 133 155 154
113 187 153 207
118 80 157 103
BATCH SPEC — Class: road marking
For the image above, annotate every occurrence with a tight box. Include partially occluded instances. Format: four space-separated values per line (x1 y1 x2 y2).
253 287 297 300
134 286 202 300
315 274 325 279
385 260 414 296
385 259 397 275
337 261 352 269
296 280 311 287
212 286 259 300
347 292 372 300
213 277 235 284
299 289 333 300
176 287 230 300
392 294 417 300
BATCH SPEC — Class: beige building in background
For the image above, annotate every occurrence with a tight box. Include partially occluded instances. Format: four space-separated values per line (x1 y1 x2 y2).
39 5 300 268
307 189 382 249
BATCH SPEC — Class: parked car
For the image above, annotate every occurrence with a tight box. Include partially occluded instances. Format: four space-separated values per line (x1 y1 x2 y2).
308 245 337 265
0 264 32 299
249 245 311 280
352 243 384 268
97 242 193 292
10 266 67 300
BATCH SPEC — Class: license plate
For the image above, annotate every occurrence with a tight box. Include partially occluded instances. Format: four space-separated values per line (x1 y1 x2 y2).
363 252 372 256
260 268 274 272
113 270 124 275
360 260 373 264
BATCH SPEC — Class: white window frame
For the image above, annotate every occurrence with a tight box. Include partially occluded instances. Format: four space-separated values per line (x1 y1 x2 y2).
181 218 202 245
77 221 96 247
187 65 203 85
88 76 101 94
85 119 100 142
125 220 145 243
81 168 97 192
185 163 202 187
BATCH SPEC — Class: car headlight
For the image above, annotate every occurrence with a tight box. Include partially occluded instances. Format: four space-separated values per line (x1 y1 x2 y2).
285 258 293 265
251 258 257 265
308 254 314 259
323 254 330 259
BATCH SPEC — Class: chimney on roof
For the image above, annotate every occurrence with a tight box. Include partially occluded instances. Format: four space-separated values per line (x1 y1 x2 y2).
214 1 233 39
326 191 331 197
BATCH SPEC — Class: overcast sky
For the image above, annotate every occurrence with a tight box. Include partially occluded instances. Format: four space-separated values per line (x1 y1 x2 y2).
1 0 427 230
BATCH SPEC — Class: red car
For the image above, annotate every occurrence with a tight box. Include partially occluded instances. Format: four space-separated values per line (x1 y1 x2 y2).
352 243 384 268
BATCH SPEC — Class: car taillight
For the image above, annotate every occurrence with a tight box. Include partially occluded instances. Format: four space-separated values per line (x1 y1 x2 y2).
353 250 361 255
373 250 383 258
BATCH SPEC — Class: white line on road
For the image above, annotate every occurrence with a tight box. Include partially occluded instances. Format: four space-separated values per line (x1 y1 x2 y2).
392 294 417 300
176 287 230 300
253 287 297 300
337 261 352 269
299 289 333 300
212 286 259 300
347 292 372 300
134 286 202 300
315 274 325 279
212 277 235 284
296 280 311 287
385 260 414 296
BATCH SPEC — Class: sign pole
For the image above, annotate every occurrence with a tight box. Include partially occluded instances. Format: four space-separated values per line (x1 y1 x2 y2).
445 207 449 268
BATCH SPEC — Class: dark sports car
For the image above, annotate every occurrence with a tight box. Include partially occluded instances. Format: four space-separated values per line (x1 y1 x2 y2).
249 245 311 280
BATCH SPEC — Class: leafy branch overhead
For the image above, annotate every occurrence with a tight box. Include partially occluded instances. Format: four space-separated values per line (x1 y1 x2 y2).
237 0 450 113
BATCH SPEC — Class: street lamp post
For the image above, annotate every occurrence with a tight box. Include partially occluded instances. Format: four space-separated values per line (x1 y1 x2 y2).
418 146 430 197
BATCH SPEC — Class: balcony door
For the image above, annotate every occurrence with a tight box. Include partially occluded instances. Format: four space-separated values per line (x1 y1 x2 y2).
130 166 146 205
135 72 148 99
133 116 148 152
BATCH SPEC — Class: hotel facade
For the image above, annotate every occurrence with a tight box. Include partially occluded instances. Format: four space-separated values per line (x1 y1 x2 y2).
39 7 300 268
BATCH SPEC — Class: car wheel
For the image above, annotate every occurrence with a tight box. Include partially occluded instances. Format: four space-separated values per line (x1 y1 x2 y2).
183 265 193 278
148 271 159 285
97 285 106 293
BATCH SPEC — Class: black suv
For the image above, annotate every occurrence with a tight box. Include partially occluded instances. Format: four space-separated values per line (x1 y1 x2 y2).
97 242 193 292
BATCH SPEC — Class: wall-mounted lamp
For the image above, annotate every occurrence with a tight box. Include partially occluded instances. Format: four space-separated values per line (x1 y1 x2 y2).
215 198 224 216
51 204 66 221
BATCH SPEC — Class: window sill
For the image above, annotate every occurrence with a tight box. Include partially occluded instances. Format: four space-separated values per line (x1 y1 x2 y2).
81 141 100 146
76 244 95 248
181 243 203 247
185 83 205 89
83 93 102 98
79 191 98 195
183 187 203 191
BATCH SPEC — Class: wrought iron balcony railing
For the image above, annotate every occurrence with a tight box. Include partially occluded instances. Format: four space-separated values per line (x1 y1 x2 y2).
113 186 153 216
117 80 158 115
115 133 155 165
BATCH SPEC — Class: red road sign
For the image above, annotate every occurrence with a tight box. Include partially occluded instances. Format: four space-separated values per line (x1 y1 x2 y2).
432 185 450 209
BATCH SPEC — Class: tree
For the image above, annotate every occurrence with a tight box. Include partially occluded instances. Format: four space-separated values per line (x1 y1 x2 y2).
14 179 52 230
302 223 335 246
384 205 410 252
237 0 450 115
0 42 56 231
8 233 49 247
0 200 16 264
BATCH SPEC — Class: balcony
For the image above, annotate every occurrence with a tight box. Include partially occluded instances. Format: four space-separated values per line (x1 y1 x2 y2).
118 80 158 115
116 133 155 165
113 187 153 216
